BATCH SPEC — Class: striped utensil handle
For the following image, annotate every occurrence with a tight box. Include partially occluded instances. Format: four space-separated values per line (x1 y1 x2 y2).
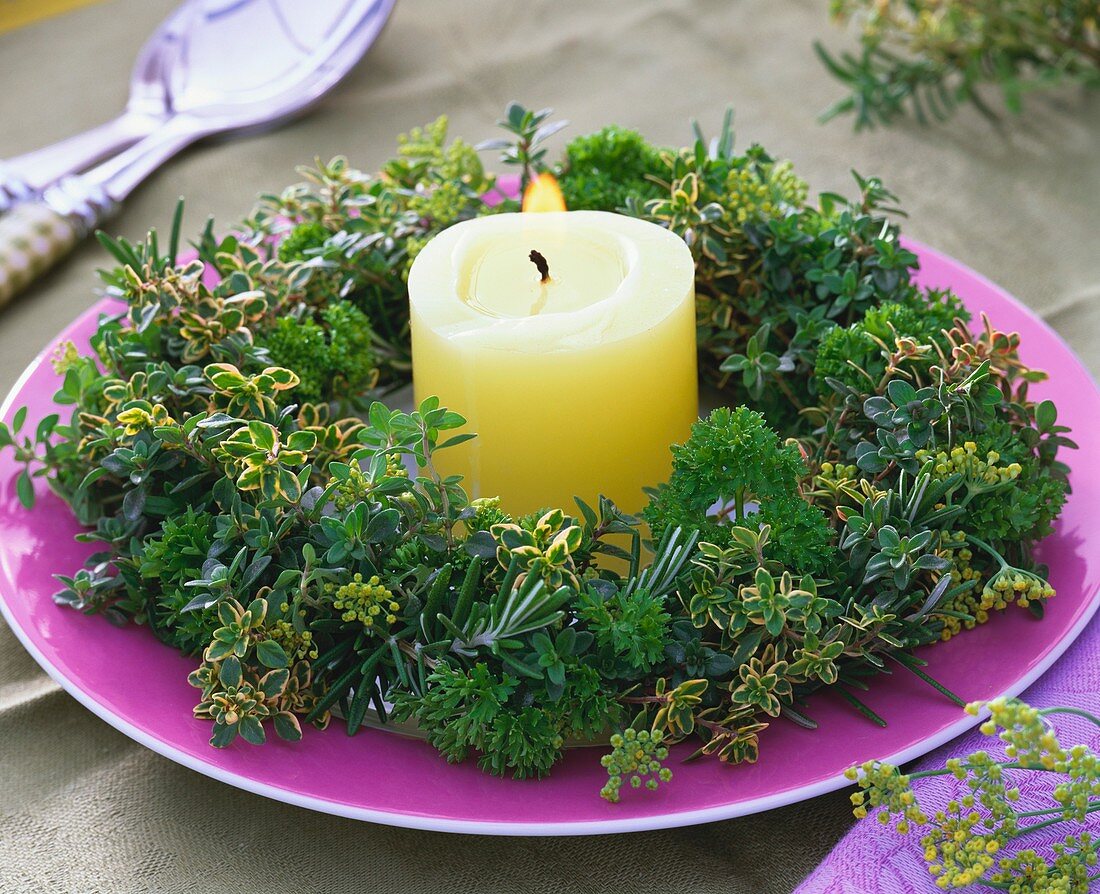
0 202 80 309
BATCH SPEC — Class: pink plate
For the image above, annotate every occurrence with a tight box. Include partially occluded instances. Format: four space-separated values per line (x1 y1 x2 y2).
1 240 1097 835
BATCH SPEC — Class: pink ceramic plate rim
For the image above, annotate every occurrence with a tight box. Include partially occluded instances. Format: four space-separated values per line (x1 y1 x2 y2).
0 239 1097 835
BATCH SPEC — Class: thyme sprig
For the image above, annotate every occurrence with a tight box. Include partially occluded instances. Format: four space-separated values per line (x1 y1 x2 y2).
819 0 1100 129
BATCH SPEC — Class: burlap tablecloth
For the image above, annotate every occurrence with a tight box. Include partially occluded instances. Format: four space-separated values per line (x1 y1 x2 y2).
0 2 1096 891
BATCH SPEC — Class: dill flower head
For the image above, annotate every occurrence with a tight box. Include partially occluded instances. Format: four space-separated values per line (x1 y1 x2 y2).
600 727 672 803
850 699 1100 891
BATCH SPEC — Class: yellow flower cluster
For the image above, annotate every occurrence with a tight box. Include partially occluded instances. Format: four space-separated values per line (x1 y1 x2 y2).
724 160 807 225
980 568 1054 614
51 340 82 374
921 807 1000 888
1053 744 1100 821
989 842 1096 894
817 461 859 482
468 496 509 532
403 235 429 275
934 530 1055 641
846 755 1004 887
973 698 1066 770
331 457 407 512
812 461 865 511
916 442 1022 488
408 179 470 230
268 615 319 662
327 574 401 630
848 700 1100 891
846 761 928 829
935 530 984 640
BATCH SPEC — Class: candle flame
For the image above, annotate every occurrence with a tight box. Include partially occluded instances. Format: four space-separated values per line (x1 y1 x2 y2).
522 173 566 212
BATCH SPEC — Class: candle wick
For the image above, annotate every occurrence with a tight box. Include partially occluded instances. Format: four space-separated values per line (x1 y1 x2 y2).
528 250 551 284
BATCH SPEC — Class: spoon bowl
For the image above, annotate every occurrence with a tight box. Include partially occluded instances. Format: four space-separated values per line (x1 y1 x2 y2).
161 0 393 132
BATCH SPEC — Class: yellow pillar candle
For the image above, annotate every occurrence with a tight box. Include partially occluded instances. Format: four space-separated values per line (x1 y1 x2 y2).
408 210 697 517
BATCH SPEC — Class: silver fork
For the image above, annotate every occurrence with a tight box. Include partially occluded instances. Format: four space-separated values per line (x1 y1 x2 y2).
0 2 196 213
0 0 395 308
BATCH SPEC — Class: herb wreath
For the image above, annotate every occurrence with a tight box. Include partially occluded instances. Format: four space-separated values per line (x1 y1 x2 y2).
0 104 1074 799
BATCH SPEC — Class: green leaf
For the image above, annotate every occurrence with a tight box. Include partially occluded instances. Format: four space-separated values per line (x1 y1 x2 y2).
437 411 467 429
437 432 476 451
276 468 301 502
122 486 146 522
219 655 242 689
259 668 290 699
364 508 401 544
248 421 277 452
367 401 390 433
35 413 59 443
241 555 272 591
886 379 917 405
16 469 34 509
559 526 583 553
264 366 298 387
238 716 266 745
255 639 288 669
210 721 238 748
286 430 317 453
246 598 267 625
1036 399 1057 431
168 198 184 264
344 676 374 736
463 530 496 559
205 639 234 661
273 711 302 742
182 592 219 613
305 663 359 723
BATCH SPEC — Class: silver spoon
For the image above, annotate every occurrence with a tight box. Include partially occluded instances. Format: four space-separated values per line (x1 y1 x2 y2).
0 0 395 309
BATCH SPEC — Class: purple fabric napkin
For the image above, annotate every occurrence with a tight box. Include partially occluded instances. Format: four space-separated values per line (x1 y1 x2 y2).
796 616 1100 893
